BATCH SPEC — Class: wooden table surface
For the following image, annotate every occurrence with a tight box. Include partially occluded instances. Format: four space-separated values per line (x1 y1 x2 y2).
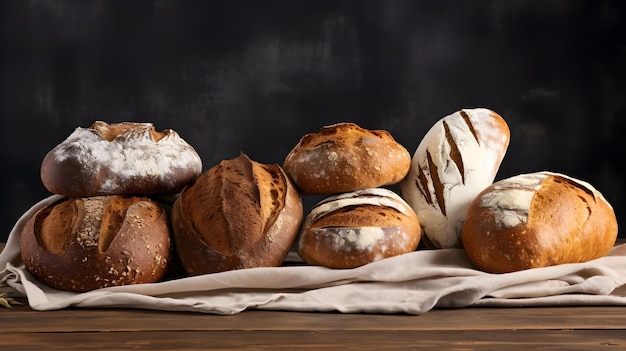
2 242 626 350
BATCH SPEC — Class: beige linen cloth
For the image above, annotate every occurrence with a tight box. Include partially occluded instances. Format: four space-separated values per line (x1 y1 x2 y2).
1 195 626 315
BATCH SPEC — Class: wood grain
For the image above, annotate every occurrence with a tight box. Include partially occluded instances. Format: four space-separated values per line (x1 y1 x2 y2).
1 330 625 351
3 304 626 333
2 302 626 350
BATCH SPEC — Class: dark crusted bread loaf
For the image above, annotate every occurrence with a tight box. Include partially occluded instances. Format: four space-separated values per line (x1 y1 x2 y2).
461 171 618 273
41 121 202 197
283 122 411 195
20 195 172 292
171 153 303 275
298 188 421 269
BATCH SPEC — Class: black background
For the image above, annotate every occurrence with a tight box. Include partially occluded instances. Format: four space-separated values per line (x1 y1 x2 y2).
1 0 624 242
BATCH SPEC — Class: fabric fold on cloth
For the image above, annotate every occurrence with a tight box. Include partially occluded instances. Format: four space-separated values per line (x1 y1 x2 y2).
1 195 625 315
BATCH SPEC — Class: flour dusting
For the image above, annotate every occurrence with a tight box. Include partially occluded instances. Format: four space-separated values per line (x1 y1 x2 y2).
328 226 386 251
52 124 202 192
479 173 545 228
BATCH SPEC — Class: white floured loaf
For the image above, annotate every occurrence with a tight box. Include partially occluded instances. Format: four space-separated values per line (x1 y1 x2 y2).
399 108 510 248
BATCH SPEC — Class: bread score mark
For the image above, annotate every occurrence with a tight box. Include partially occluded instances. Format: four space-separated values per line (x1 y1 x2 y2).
550 175 596 224
415 166 433 206
459 110 481 145
426 151 447 216
35 198 75 255
308 188 413 224
443 120 465 185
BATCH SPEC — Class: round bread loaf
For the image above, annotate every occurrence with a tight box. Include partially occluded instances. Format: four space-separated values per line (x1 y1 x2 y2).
171 152 303 275
283 122 411 194
41 121 203 197
20 195 172 292
399 108 510 249
298 188 421 269
461 171 618 273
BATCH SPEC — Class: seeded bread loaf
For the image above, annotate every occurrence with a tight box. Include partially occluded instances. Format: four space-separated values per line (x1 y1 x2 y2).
171 153 303 275
461 171 618 273
399 108 510 248
283 122 411 194
298 188 421 269
41 121 202 197
20 195 172 292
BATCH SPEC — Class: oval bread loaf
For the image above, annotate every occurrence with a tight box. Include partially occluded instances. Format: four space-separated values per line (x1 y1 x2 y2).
20 195 172 292
399 108 510 248
41 121 202 197
283 122 411 194
171 153 303 275
298 188 421 269
461 171 618 273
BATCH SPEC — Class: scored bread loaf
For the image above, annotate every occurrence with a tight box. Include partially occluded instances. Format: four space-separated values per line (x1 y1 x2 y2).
41 121 202 197
298 188 421 269
461 171 618 273
399 108 510 248
20 195 172 292
171 152 303 275
283 122 411 194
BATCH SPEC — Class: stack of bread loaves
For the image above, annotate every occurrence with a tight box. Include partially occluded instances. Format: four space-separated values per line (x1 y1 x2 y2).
283 122 422 268
21 121 203 292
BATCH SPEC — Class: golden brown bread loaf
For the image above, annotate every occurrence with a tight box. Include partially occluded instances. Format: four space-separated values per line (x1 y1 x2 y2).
20 195 172 292
298 188 421 269
461 171 618 273
41 121 202 197
283 122 411 194
399 108 510 249
171 153 303 275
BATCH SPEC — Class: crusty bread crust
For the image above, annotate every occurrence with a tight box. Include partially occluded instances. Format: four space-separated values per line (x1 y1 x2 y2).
171 153 303 275
283 122 411 194
298 188 421 269
20 195 172 292
461 172 618 273
41 121 202 196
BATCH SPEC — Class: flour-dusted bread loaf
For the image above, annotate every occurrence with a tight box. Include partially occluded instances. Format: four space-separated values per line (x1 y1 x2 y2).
41 121 202 197
461 171 618 273
283 122 411 194
298 188 421 269
399 108 510 248
20 195 172 292
171 153 303 275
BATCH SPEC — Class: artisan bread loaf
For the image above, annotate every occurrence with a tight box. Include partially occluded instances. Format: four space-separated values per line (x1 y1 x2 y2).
171 153 303 275
20 195 172 292
461 171 618 273
41 121 202 197
298 188 421 269
283 122 411 194
399 108 510 248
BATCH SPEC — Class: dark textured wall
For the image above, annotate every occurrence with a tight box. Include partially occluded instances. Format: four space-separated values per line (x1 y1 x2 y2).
1 0 624 242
